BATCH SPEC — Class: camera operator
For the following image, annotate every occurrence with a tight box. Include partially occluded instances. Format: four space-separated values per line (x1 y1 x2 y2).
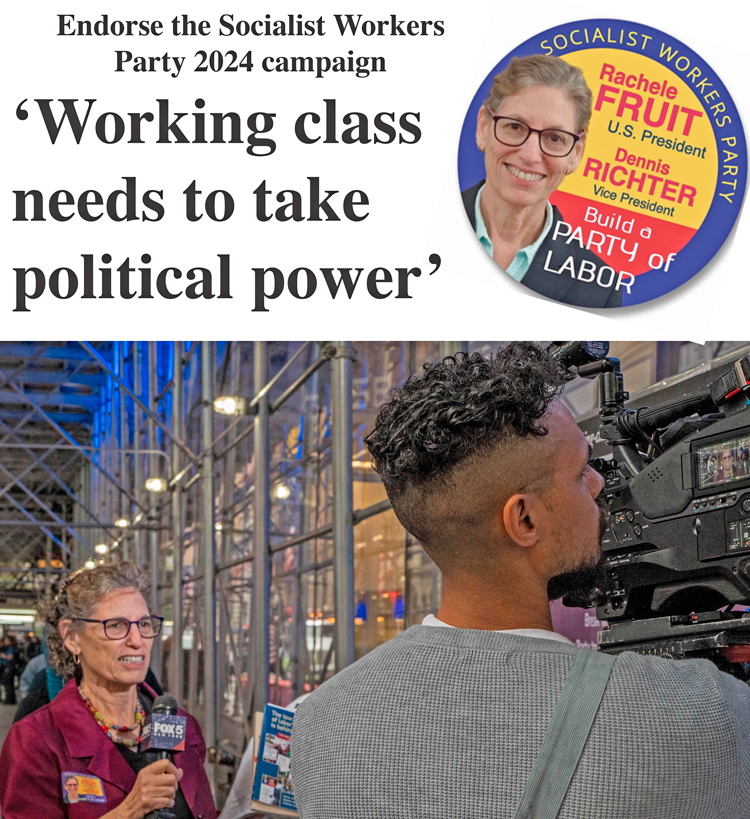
292 343 750 819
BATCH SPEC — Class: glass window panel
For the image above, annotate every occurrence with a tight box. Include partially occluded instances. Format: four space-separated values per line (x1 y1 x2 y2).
268 343 333 544
181 578 204 720
351 342 440 510
300 535 333 568
405 534 441 627
353 509 406 660
217 563 253 721
298 567 335 693
268 575 298 707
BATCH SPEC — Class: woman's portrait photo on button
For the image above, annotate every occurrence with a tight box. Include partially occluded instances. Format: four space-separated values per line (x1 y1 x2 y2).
460 54 625 308
459 20 748 308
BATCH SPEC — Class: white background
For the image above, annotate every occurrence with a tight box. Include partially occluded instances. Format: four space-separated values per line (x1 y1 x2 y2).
2 0 747 340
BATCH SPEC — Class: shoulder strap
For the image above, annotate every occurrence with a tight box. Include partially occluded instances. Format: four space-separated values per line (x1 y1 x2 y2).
513 648 616 819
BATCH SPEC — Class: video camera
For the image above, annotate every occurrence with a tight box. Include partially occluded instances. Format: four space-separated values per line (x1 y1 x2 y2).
550 342 750 677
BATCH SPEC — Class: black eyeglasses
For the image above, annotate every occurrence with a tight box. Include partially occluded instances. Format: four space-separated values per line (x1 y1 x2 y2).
72 616 164 640
491 115 581 157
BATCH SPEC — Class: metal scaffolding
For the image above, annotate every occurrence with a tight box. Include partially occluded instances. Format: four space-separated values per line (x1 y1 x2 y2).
0 340 373 776
4 340 749 804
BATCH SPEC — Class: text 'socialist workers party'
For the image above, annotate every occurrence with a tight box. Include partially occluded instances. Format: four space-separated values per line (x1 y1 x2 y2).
458 19 747 308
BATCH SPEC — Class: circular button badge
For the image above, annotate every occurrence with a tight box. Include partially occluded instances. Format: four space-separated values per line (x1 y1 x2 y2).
457 19 746 307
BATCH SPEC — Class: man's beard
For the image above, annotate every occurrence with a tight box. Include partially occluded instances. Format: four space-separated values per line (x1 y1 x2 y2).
546 496 609 606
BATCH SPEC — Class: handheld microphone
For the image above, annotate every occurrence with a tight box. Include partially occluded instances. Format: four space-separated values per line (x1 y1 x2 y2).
143 695 186 819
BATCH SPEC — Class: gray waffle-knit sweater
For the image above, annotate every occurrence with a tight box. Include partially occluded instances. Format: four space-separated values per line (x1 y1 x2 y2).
291 625 750 819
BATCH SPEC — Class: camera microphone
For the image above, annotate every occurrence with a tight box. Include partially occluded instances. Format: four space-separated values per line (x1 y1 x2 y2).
143 695 186 819
548 341 610 379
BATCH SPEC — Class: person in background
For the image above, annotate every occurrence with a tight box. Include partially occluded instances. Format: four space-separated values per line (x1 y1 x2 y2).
23 634 42 662
18 650 45 700
0 635 19 705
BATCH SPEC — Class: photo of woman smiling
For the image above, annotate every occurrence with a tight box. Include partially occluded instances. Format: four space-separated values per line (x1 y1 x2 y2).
461 54 624 308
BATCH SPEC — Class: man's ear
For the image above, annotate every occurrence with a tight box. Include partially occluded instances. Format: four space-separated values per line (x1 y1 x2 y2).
502 493 542 549
59 620 81 656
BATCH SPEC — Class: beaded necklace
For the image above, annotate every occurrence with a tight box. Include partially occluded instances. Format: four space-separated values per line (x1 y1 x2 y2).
78 687 146 748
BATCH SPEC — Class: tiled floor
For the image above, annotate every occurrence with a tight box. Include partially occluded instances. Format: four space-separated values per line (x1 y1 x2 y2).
0 701 13 743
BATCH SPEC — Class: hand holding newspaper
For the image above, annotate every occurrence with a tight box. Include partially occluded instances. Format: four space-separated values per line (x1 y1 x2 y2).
222 698 308 819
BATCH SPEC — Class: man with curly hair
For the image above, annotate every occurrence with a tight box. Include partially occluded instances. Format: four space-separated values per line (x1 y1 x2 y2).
292 343 750 819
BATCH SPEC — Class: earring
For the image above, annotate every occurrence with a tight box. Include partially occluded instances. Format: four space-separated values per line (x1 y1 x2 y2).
73 653 80 665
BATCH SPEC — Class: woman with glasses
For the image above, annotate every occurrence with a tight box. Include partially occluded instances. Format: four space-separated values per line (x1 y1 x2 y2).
0 563 216 819
462 54 623 308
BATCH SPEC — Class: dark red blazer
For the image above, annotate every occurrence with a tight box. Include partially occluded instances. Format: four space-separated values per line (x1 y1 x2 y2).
0 679 217 819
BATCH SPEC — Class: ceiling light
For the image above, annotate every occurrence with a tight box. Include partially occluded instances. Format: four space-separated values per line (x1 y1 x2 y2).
145 477 168 493
214 396 247 416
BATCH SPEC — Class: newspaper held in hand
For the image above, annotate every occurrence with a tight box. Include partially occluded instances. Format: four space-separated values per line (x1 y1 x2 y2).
221 697 308 819
249 704 298 816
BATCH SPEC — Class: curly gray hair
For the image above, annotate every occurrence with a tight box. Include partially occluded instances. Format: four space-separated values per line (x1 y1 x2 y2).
40 562 151 681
